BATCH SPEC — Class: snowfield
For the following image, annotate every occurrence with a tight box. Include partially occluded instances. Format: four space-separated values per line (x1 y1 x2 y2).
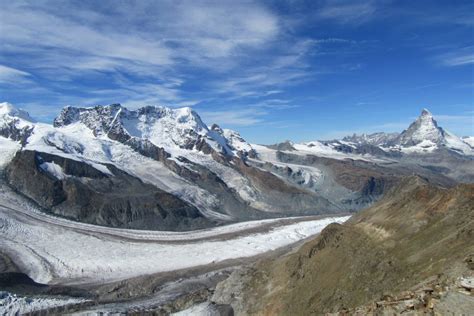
0 192 349 286
0 137 20 168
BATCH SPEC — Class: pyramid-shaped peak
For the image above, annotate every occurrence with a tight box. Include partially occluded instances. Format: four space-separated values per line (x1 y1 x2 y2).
210 123 223 132
421 108 432 117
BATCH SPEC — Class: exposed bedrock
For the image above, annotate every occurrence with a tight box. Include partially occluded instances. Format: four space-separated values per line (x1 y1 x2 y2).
231 157 343 214
268 150 454 210
5 150 215 231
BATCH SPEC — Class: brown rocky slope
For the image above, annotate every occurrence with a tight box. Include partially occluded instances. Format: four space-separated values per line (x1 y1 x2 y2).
212 176 474 315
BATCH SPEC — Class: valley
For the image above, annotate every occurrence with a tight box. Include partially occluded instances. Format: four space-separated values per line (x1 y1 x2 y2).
0 103 473 314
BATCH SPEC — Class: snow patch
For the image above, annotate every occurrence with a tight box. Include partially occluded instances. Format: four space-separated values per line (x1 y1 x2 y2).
462 136 474 147
444 130 473 155
39 162 67 180
0 137 20 168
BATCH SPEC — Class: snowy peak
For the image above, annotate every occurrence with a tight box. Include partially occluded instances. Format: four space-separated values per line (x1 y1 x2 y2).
335 108 473 156
54 104 125 136
420 108 432 117
396 108 444 147
207 123 254 156
53 104 241 155
0 102 35 144
342 132 399 146
393 108 471 155
0 102 34 122
222 128 254 154
462 136 474 147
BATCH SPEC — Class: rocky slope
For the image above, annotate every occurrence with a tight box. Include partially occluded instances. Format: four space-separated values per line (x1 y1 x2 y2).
211 176 474 315
5 150 214 231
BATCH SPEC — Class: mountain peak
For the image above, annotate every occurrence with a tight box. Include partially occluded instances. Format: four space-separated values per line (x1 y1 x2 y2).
210 123 223 133
342 132 399 146
420 108 432 117
416 108 437 127
395 108 442 147
0 102 16 115
51 104 247 155
0 102 34 122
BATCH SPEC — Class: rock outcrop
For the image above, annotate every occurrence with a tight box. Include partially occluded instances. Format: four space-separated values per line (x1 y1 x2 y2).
5 150 214 231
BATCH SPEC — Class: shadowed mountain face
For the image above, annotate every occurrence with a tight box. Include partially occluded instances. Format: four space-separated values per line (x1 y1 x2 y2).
212 177 474 314
5 150 215 231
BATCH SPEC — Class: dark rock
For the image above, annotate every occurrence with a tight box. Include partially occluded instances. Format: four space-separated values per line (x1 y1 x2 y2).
5 150 215 231
0 119 34 146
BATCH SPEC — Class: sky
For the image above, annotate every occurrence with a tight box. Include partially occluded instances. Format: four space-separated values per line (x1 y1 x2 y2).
0 0 473 143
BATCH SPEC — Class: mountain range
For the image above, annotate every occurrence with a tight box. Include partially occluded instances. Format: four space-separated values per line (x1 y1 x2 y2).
0 102 473 231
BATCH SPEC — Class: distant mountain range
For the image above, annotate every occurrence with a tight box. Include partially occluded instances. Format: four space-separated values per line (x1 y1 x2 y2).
334 108 472 155
1 102 473 231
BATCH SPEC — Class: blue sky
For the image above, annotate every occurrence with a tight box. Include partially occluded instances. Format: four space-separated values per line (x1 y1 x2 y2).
0 0 473 143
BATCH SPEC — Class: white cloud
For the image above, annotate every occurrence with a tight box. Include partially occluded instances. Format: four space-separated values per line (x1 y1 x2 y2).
434 46 474 67
435 113 474 135
0 1 288 109
0 0 376 129
0 65 31 83
200 108 267 126
318 1 376 24
442 54 474 66
1 6 172 67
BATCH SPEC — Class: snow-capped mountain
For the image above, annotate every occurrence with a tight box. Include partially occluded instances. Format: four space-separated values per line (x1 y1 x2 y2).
462 136 474 147
0 102 34 122
53 104 240 156
395 108 443 147
328 109 473 156
388 108 472 155
0 102 472 232
0 102 35 145
210 123 256 157
2 102 374 231
342 132 399 147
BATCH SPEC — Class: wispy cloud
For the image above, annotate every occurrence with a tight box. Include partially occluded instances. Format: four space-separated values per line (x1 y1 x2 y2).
441 53 474 66
0 65 31 83
318 1 377 24
0 0 378 129
200 108 267 126
0 1 282 107
435 113 474 133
